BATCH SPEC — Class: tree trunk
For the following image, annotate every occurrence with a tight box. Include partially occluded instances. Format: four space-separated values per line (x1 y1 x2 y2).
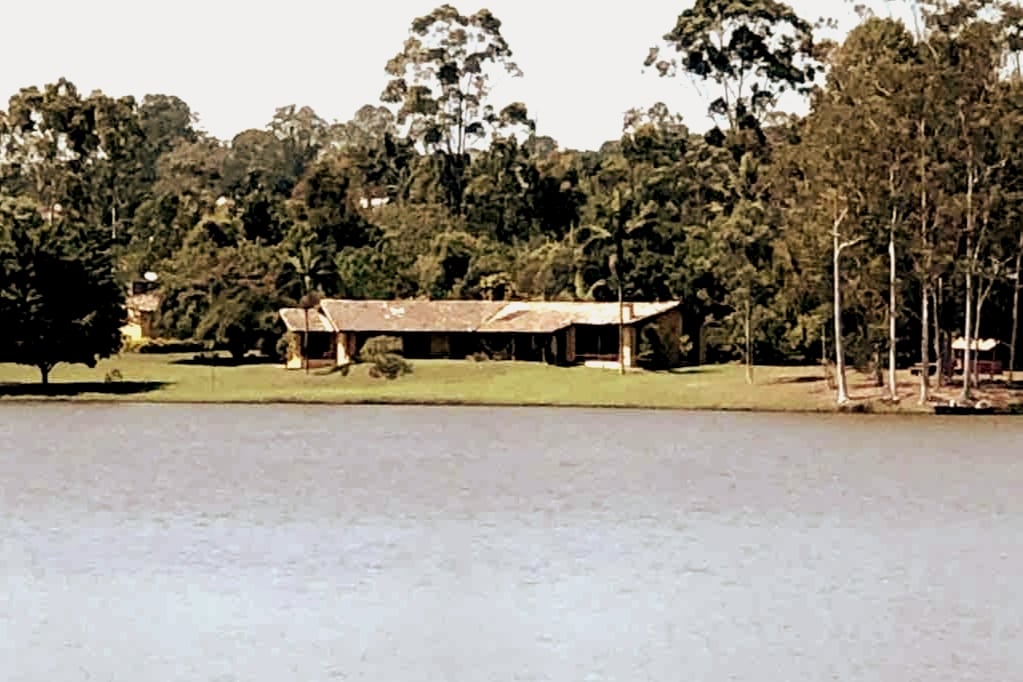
618 282 625 375
973 293 983 388
973 280 993 387
821 322 833 388
961 235 974 401
918 118 931 402
1011 237 1022 385
888 221 898 402
303 309 310 375
920 280 930 403
934 278 944 388
744 301 753 385
960 167 975 402
833 229 850 405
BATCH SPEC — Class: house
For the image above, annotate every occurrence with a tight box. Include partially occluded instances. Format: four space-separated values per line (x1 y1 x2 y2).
120 291 161 341
277 299 683 370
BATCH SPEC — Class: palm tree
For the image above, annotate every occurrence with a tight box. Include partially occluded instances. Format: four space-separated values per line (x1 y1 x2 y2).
282 238 334 301
298 291 322 374
571 186 657 374
280 233 333 373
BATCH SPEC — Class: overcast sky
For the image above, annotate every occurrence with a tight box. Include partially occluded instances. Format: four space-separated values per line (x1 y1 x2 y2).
1 1 912 150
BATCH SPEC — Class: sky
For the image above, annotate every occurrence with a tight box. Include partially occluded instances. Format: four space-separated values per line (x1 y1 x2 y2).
0 0 912 151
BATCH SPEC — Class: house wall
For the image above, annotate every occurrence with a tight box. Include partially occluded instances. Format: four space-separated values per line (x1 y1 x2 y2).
286 332 337 370
336 332 357 365
120 311 156 343
566 308 682 369
120 322 143 343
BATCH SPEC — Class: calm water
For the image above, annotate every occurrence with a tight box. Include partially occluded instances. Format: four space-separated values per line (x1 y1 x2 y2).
2 404 1021 681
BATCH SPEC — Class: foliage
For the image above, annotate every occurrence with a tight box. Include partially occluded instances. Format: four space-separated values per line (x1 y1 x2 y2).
359 335 413 379
0 196 125 383
636 324 673 370
124 337 207 354
275 332 301 363
381 4 532 155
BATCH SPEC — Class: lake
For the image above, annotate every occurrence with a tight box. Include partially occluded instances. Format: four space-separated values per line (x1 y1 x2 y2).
2 404 1021 681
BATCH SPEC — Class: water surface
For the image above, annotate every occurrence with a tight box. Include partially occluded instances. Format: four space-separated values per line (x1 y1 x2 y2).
2 404 1021 681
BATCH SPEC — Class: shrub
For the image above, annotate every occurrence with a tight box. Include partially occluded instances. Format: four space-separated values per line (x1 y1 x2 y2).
637 325 671 370
359 335 404 359
276 332 300 362
359 335 413 380
124 338 207 354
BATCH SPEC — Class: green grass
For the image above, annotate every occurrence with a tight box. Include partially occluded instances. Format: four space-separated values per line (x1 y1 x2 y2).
0 352 922 412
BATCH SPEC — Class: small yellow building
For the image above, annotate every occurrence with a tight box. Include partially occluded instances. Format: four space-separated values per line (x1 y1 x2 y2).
120 292 161 342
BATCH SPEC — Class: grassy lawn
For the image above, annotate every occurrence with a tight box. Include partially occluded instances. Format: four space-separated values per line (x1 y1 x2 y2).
0 352 1013 412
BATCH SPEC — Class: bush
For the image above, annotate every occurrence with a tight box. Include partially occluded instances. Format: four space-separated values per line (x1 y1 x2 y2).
276 332 300 362
359 335 413 380
123 338 207 354
637 325 671 370
359 335 404 359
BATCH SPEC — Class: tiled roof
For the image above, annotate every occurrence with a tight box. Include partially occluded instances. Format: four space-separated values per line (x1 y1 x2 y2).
303 299 681 334
951 337 1002 352
279 307 335 333
476 303 578 333
318 299 507 333
126 293 161 313
478 301 679 333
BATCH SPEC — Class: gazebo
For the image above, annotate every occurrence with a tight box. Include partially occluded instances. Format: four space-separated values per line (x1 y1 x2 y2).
951 337 1006 381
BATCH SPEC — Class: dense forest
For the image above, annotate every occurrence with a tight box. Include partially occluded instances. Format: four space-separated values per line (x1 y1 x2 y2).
1 0 1022 402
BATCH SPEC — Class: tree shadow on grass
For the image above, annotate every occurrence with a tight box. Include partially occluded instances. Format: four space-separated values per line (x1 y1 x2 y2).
170 355 277 367
770 375 825 385
666 367 710 375
0 381 168 397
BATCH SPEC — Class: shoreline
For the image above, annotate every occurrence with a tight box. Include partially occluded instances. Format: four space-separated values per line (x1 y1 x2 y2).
0 354 1019 415
0 392 998 416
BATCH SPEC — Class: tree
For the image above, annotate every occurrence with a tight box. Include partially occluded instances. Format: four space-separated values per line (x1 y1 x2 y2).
0 79 101 221
381 5 532 214
89 92 147 242
298 291 321 374
381 4 531 155
0 196 124 384
646 0 817 139
269 104 328 181
156 203 283 358
942 14 1013 401
822 17 919 401
575 155 658 374
790 72 872 404
131 136 228 263
647 0 818 381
